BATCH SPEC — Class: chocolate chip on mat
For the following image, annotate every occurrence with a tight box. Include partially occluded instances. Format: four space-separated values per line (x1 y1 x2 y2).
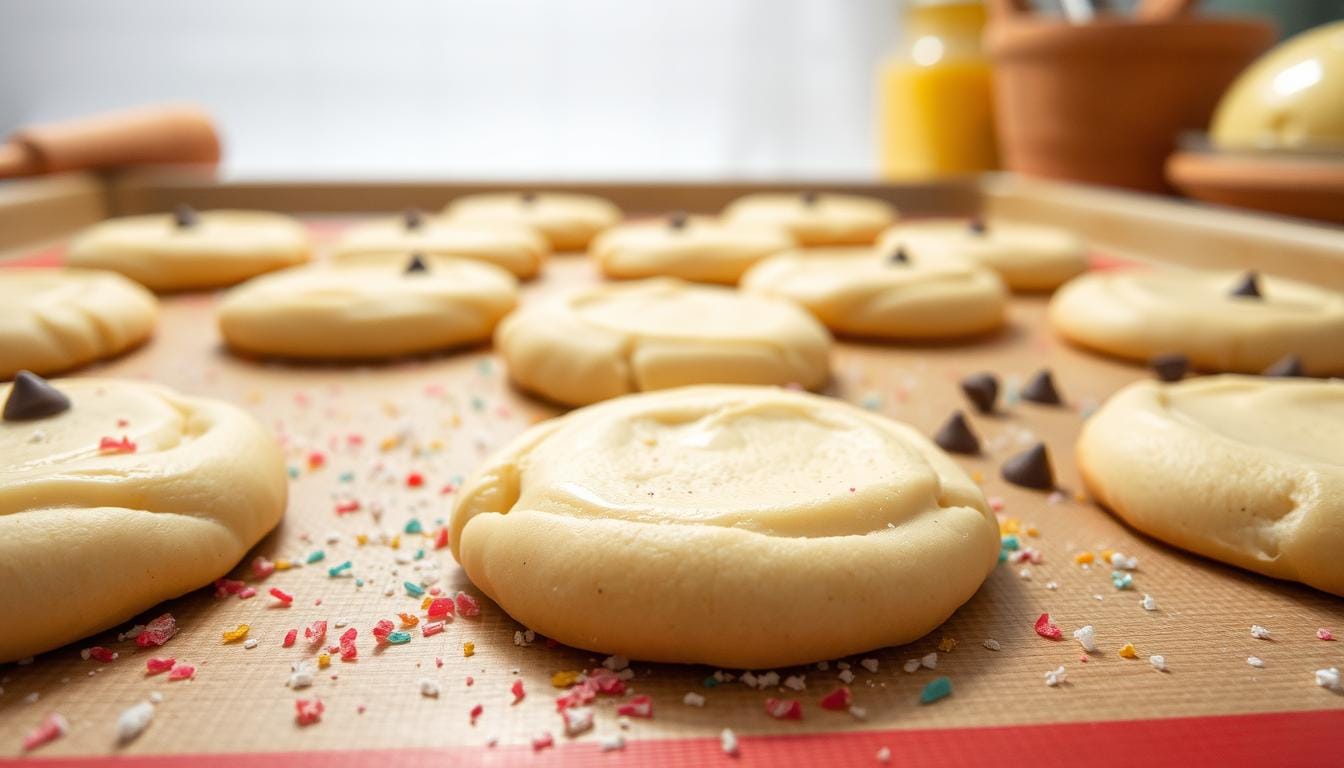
1021 369 1063 405
967 217 988 236
519 192 538 205
1001 442 1055 490
404 253 429 275
403 208 425 231
1229 271 1262 299
960 372 998 414
1150 353 1189 382
1262 354 1304 377
800 191 820 206
888 246 910 265
667 211 689 230
934 411 980 455
172 204 198 229
3 371 72 422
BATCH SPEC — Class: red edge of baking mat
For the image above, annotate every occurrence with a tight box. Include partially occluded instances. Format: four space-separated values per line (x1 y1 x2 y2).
8 709 1343 768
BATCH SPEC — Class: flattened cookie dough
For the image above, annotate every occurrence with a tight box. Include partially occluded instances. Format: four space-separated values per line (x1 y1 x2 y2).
67 208 310 291
878 219 1087 291
443 192 621 251
1 268 158 380
332 211 549 279
723 192 897 246
451 385 1000 668
1050 269 1344 375
590 214 795 285
1078 376 1344 596
0 374 287 662
741 247 1008 339
219 254 517 360
496 278 831 406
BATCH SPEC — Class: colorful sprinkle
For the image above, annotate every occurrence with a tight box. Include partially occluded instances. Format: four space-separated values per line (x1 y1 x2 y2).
404 581 425 597
295 698 324 726
98 436 136 454
135 614 177 647
1034 613 1063 640
764 698 803 719
283 629 298 647
327 560 353 577
819 686 853 711
222 625 250 643
1118 643 1138 659
511 679 526 704
919 677 952 704
270 587 294 605
21 713 68 752
145 657 175 675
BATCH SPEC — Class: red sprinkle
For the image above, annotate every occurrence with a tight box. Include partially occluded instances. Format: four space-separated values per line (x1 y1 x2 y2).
305 620 328 644
339 628 358 660
98 436 136 454
21 713 66 752
168 663 196 681
237 587 258 600
135 613 178 647
406 472 425 488
295 698 325 726
556 683 597 712
372 619 395 644
617 694 653 718
433 527 450 550
269 587 294 605
469 703 484 725
251 557 276 579
819 686 853 711
422 621 446 638
1318 628 1335 641
86 646 117 663
455 592 480 618
214 579 246 598
306 451 326 469
531 732 553 752
511 679 526 704
587 667 626 695
334 500 361 515
426 598 454 619
765 698 803 720
282 629 298 648
145 657 175 675
1035 613 1063 640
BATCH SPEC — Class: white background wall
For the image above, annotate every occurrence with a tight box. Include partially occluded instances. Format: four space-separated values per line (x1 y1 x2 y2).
0 0 899 180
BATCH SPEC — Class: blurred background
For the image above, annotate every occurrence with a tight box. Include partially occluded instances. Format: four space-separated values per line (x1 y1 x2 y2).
1 0 1334 181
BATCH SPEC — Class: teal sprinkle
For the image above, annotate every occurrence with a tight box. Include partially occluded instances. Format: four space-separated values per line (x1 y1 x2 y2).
860 394 882 411
998 549 1008 563
404 518 424 535
471 396 485 412
328 560 353 577
1111 571 1134 590
287 466 299 479
386 631 412 645
414 548 426 561
477 359 493 375
703 676 719 688
451 474 464 486
404 581 425 597
355 578 365 587
306 550 326 564
339 470 354 483
920 676 953 704
1000 535 1020 551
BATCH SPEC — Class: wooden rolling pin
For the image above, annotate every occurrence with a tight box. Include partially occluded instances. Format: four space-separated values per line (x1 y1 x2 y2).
0 105 221 179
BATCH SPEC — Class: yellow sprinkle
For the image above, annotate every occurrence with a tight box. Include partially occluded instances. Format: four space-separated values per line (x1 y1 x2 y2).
399 613 419 628
938 636 958 653
970 470 984 483
1074 551 1095 565
222 624 250 643
1119 643 1138 659
463 642 475 658
450 414 462 427
356 533 368 546
1025 526 1039 538
999 518 1020 535
382 401 400 417
551 670 582 688
318 653 331 669
274 558 293 571
421 596 433 610
390 536 401 550
429 439 444 451
1100 549 1115 564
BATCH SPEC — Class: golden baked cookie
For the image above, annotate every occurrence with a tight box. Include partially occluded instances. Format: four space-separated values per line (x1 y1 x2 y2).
590 214 794 285
879 219 1087 292
443 192 621 251
332 211 548 279
723 192 897 246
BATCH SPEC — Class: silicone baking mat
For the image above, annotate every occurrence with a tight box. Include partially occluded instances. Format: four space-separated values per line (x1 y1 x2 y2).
1 223 1342 766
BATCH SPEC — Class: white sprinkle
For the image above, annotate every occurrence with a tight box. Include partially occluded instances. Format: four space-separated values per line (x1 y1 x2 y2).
600 733 625 751
1045 581 1059 591
1093 594 1104 602
23 692 39 705
243 638 259 650
848 705 867 720
116 701 155 744
287 662 315 690
783 675 806 692
616 668 635 681
921 652 938 670
837 661 851 670
334 619 350 628
1150 655 1167 671
149 692 163 704
513 630 536 647
740 671 759 688
1251 625 1272 640
1110 551 1139 570
1316 667 1341 690
816 661 830 671
720 728 739 756
418 678 440 698
1247 657 1265 668
1072 625 1098 653
683 692 706 707
1018 567 1032 580
902 659 921 674
877 746 892 763
1140 594 1157 611
561 706 594 736
601 655 629 672
618 716 631 730
983 639 1002 651
757 671 780 689
838 669 855 684
1044 666 1067 687
117 625 146 642
860 658 880 674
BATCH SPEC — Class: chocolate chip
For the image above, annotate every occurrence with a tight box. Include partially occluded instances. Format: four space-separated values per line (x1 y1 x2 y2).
1001 442 1055 490
934 411 980 455
668 211 689 230
520 192 538 205
888 247 910 265
800 191 820 206
1021 369 1063 405
3 371 71 422
960 372 999 414
1262 354 1303 377
967 217 988 236
404 253 429 275
403 208 425 231
1230 271 1261 299
1150 353 1189 382
173 204 198 229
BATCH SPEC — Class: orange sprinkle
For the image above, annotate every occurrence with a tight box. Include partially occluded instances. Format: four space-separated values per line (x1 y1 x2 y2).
938 636 958 653
463 642 475 657
999 518 1020 535
398 613 420 628
1119 643 1138 659
317 653 331 669
551 670 582 688
274 558 293 571
222 625 250 643
1074 551 1095 565
356 533 368 546
1025 526 1039 537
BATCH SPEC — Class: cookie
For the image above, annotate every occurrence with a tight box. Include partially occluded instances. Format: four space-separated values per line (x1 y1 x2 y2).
443 192 621 251
218 254 517 360
740 246 1008 339
878 219 1087 291
1078 375 1344 596
450 385 999 667
1 268 158 379
722 192 897 246
1049 269 1344 375
590 214 794 284
0 375 287 662
66 208 311 291
496 278 831 406
332 212 549 279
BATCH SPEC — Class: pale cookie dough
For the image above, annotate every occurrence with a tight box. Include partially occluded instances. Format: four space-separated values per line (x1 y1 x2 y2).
495 279 831 406
451 385 1000 668
0 375 287 662
722 192 897 246
443 192 621 251
590 214 795 285
332 212 549 279
878 219 1087 291
1078 376 1344 596
67 209 311 291
741 247 1008 339
1 268 158 380
218 254 518 360
1050 269 1344 375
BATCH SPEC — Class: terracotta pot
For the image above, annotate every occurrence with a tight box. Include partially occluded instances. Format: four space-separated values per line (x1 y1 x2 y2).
985 1 1275 192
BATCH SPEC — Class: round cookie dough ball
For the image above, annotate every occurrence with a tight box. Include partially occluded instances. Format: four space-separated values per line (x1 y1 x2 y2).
1049 269 1344 375
451 385 1000 668
722 191 897 246
1078 375 1344 596
878 219 1087 292
0 374 287 662
590 214 795 285
741 246 1008 339
496 278 832 407
218 253 518 360
443 192 621 251
332 212 549 279
1 268 158 380
67 208 311 291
